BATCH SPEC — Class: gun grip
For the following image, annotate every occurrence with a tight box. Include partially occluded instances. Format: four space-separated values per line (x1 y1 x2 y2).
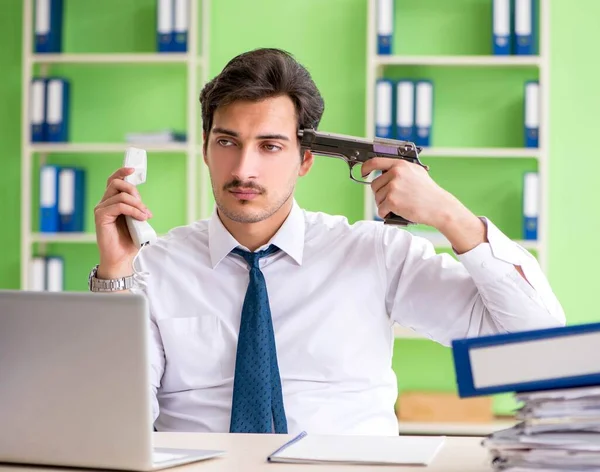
383 212 413 226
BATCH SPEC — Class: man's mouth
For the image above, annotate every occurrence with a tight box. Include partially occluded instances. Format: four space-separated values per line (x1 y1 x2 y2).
229 188 261 200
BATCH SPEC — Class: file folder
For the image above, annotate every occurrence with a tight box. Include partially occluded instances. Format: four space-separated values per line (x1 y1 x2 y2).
172 0 188 52
395 80 415 141
375 79 394 139
157 0 174 52
523 171 538 240
492 0 511 55
46 256 64 292
34 0 63 53
452 322 600 398
414 80 433 147
40 165 60 233
30 79 47 142
46 78 70 142
58 167 85 232
29 257 46 291
514 0 535 55
524 81 539 148
377 0 394 55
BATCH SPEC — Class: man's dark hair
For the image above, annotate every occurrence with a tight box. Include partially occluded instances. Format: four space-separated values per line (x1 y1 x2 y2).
199 48 325 148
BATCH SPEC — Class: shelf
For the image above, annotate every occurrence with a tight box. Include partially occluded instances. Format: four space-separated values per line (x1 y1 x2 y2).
419 147 541 159
30 53 197 65
31 233 97 243
397 419 517 436
30 143 189 154
374 55 542 67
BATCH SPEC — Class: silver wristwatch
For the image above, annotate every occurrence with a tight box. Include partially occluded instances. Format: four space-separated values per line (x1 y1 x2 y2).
88 264 134 292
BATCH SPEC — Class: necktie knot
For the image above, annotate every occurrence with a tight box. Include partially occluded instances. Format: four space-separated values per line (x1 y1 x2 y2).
231 245 280 270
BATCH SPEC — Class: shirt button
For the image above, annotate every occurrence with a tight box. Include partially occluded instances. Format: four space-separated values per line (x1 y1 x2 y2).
481 262 487 268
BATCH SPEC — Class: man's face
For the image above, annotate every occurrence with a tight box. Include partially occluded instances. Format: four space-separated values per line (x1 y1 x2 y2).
204 95 313 224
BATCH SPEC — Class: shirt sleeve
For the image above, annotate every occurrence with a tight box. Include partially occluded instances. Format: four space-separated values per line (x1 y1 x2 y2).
379 217 566 347
130 253 165 424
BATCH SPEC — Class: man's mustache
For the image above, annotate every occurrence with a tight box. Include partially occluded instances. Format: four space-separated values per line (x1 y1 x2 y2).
223 179 266 193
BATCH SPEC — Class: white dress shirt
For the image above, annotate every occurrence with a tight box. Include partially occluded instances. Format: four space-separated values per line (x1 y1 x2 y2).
131 200 565 436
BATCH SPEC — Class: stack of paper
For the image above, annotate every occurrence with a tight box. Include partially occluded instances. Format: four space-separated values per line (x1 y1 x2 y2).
483 386 600 471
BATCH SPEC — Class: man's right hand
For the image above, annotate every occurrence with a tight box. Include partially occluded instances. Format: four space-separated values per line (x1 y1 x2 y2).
94 167 153 279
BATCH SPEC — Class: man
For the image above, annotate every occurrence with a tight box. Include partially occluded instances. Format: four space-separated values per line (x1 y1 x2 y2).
90 48 565 436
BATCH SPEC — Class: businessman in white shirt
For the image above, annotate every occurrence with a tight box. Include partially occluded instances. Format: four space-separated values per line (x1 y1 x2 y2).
90 48 565 436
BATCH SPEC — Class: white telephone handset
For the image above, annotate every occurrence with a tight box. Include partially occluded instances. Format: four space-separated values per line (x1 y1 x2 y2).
123 147 157 247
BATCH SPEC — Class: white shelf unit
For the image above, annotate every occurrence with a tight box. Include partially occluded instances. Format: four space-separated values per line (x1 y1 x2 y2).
365 0 550 339
20 0 211 290
365 0 550 283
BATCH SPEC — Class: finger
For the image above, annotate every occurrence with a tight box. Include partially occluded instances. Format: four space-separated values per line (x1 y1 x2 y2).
374 180 391 206
95 200 150 224
102 177 142 202
361 157 403 178
105 167 136 187
96 192 151 216
370 168 397 195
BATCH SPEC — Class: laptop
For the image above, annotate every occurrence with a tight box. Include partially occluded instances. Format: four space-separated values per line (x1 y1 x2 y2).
0 290 225 471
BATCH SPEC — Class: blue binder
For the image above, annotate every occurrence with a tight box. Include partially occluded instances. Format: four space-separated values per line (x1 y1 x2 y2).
172 0 188 52
377 0 393 55
514 0 535 55
375 79 394 139
452 322 600 398
46 78 70 142
34 0 63 53
40 165 60 233
395 80 415 142
157 0 174 52
414 80 433 147
524 80 539 148
522 171 538 240
492 0 511 55
58 167 85 232
30 78 47 142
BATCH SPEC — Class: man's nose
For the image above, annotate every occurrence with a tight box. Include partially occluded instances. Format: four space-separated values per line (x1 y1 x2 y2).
231 147 260 181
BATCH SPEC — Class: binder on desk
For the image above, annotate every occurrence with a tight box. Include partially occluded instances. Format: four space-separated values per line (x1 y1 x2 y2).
157 0 174 52
492 0 511 55
452 322 600 398
29 257 46 291
58 167 85 232
40 165 60 233
514 0 535 55
46 256 64 292
375 79 394 139
524 81 539 148
34 0 63 53
172 0 188 52
46 78 70 142
396 80 414 141
414 80 433 147
523 171 538 240
30 79 47 142
377 0 393 55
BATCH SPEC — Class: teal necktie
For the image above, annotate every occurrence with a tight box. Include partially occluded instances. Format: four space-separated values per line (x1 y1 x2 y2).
229 245 288 434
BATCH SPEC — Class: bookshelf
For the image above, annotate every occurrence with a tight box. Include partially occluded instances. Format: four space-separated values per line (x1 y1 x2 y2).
20 0 211 290
364 0 550 342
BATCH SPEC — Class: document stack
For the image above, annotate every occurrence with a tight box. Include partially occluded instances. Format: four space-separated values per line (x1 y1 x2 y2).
452 321 600 472
484 386 600 471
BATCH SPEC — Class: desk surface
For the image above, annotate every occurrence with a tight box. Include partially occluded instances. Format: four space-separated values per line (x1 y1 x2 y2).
0 433 491 472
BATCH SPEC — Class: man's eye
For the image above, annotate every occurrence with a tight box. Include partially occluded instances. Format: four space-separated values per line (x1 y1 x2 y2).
263 144 282 152
217 139 234 147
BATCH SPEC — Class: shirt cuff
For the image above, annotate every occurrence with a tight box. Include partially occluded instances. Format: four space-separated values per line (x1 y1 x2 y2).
456 217 530 285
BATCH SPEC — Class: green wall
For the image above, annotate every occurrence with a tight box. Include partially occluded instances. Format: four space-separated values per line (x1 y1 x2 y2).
1 0 598 417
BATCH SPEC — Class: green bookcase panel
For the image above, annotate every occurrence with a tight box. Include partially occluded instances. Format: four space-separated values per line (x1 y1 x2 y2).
383 66 539 148
391 0 540 56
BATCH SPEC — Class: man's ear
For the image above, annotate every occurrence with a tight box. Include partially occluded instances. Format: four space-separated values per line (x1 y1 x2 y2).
299 150 314 177
202 131 208 164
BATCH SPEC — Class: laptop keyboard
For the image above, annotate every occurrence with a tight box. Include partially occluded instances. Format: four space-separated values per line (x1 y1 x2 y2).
152 451 188 463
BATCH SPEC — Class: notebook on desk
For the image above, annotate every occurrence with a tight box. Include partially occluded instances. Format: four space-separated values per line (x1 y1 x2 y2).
267 431 446 466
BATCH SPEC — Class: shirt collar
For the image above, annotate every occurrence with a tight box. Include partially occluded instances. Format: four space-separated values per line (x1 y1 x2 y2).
208 199 305 268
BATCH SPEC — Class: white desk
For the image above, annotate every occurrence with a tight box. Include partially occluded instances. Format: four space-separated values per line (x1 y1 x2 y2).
0 433 492 472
